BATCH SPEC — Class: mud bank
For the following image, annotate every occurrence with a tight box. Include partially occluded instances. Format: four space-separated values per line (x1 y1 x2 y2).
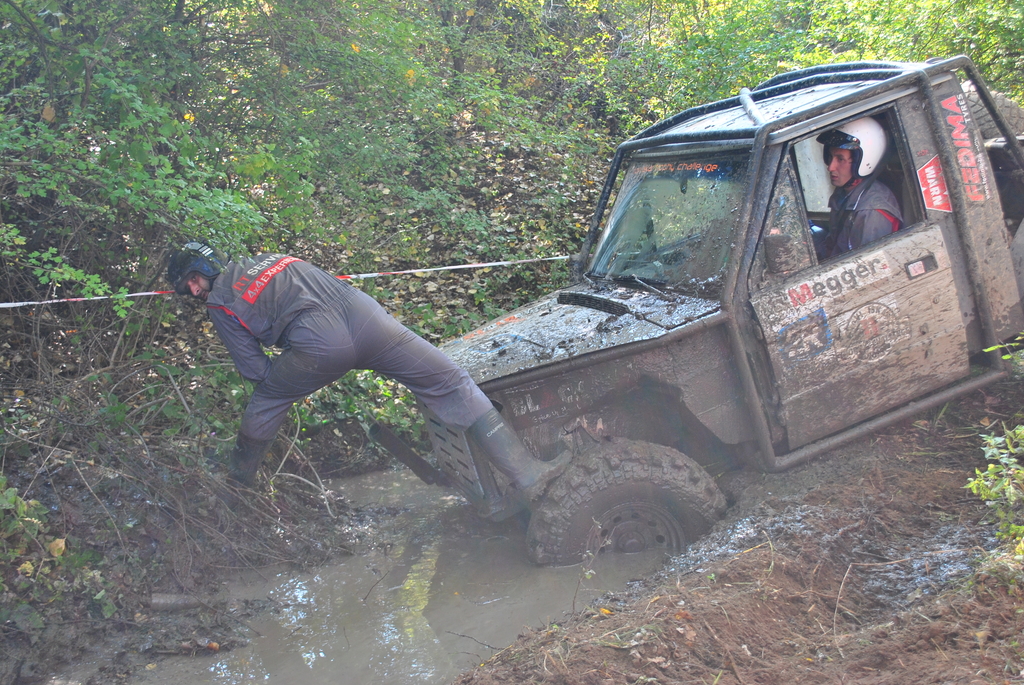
28 381 1024 685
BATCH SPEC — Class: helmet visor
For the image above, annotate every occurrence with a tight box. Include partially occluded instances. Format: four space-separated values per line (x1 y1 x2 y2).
816 129 860 151
174 272 197 296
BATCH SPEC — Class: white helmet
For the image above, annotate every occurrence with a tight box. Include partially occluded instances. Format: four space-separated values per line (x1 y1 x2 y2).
816 117 887 178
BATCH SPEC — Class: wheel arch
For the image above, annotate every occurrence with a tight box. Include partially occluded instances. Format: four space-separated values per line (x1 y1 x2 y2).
564 375 740 474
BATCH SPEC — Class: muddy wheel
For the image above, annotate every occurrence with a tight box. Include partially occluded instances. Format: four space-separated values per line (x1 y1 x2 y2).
963 83 1024 138
525 438 727 566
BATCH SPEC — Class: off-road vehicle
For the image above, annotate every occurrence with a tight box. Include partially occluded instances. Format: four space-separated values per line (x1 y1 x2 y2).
374 56 1024 565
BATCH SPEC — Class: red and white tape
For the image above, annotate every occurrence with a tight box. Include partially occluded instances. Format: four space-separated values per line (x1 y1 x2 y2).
334 255 568 279
0 290 176 309
0 255 569 309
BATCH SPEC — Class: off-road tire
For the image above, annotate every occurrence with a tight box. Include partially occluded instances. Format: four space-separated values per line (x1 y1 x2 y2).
525 438 727 566
963 83 1024 139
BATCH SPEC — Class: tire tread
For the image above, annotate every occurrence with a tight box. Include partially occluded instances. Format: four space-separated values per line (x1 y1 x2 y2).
526 438 727 565
963 84 1024 138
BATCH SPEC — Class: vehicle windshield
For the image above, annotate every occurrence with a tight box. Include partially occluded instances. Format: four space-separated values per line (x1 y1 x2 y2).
588 151 751 298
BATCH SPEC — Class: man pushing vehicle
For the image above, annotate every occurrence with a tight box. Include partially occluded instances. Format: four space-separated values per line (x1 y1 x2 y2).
166 241 566 500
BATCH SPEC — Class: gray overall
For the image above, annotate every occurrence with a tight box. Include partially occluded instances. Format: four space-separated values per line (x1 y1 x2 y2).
206 254 493 444
821 177 903 258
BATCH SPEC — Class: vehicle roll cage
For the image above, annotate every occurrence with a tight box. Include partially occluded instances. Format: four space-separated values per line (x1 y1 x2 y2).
571 56 1024 281
567 55 1024 474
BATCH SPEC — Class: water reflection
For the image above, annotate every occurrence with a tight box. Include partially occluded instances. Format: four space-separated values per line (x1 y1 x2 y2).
126 469 667 685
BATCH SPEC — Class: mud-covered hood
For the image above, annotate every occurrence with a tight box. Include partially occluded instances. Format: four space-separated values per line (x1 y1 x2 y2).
442 285 720 384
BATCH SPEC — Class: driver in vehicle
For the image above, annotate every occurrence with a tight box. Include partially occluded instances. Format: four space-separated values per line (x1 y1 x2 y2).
813 117 903 260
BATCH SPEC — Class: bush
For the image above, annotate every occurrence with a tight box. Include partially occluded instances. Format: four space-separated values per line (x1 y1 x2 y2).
966 425 1024 561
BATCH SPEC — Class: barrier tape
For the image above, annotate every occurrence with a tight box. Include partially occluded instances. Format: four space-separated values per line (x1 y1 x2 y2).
335 254 568 280
0 254 570 309
0 290 176 309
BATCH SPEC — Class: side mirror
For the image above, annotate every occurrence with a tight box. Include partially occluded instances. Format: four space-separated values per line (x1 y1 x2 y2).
763 234 804 274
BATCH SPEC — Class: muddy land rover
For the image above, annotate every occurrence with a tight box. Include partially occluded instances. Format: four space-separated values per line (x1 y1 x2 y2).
373 56 1024 566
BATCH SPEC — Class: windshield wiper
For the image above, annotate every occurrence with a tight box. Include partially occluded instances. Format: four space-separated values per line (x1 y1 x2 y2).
611 274 667 296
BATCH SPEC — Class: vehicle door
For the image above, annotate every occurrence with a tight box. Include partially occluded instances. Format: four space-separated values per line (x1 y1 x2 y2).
748 146 969 449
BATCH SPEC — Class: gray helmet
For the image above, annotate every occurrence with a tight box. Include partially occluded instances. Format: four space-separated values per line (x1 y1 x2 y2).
166 242 225 295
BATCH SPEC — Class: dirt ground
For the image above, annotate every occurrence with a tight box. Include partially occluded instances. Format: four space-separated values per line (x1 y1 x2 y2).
8 379 1024 685
453 378 1024 685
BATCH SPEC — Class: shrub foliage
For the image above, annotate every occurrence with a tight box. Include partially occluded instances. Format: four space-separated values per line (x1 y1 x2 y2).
0 0 1022 653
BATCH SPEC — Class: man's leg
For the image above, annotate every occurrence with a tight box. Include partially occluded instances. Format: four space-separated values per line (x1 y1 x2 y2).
345 290 566 498
345 288 492 429
229 349 316 487
232 310 358 486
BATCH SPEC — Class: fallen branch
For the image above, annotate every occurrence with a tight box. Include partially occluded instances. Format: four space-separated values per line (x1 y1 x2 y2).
446 630 501 650
362 570 390 601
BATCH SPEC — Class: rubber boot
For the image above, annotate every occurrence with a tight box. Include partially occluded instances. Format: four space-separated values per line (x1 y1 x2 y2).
466 409 570 501
227 434 275 488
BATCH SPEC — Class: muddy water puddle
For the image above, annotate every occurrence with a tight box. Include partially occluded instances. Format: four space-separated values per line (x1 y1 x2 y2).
54 469 666 685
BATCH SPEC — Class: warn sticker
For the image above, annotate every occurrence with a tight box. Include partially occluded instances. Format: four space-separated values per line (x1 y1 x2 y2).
917 156 952 212
232 256 302 304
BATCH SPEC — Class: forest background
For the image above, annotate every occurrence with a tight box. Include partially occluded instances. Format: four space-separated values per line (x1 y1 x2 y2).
1 0 1023 674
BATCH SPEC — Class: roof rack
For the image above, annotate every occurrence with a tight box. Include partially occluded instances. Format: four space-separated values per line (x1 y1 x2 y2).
753 61 910 91
633 65 913 143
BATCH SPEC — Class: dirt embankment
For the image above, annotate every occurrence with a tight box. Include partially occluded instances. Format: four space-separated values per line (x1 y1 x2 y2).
7 380 1024 685
455 380 1024 685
